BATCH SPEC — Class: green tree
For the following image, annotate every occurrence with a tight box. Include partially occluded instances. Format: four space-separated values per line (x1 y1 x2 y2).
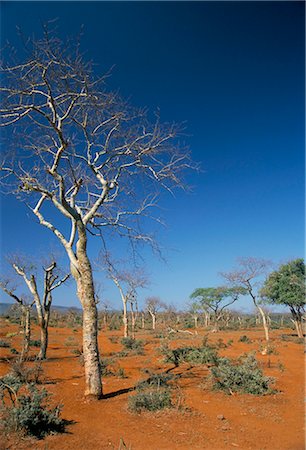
190 286 245 332
261 259 305 338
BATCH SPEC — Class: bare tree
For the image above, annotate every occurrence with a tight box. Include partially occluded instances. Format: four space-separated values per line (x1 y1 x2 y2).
5 257 69 360
187 300 202 329
144 296 166 330
0 280 34 361
0 30 194 398
221 257 271 350
103 254 147 338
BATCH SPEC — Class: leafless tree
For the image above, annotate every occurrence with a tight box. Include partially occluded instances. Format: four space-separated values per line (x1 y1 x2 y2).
144 296 166 330
3 256 69 360
0 29 194 398
221 257 272 350
0 279 34 361
102 253 147 338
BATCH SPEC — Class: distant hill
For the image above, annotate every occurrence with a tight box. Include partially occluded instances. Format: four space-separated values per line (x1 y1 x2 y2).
0 302 82 316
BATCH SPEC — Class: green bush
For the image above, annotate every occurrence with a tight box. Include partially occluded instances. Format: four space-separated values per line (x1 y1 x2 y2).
2 385 65 438
136 372 175 391
0 372 67 439
161 343 218 367
99 358 115 377
128 388 172 413
210 353 274 395
121 337 144 355
239 335 251 343
0 340 11 348
29 340 41 348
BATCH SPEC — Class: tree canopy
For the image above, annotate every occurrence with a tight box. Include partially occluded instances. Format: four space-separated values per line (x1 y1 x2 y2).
261 259 305 310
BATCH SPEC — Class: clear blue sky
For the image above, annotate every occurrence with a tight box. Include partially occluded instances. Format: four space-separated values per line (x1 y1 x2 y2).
0 1 304 312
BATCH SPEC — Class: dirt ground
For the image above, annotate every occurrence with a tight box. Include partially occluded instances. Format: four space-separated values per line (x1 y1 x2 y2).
0 319 304 450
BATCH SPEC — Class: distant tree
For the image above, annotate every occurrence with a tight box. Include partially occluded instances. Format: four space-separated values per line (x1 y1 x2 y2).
103 254 147 337
9 258 69 360
0 29 194 398
221 257 271 349
187 301 202 329
190 286 245 332
261 259 305 338
144 297 166 330
0 280 34 361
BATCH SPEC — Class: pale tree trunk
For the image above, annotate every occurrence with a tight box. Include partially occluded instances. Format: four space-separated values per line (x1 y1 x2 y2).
20 305 31 361
130 304 136 339
150 312 156 330
122 300 128 338
194 316 198 329
280 315 284 327
256 305 269 353
291 318 304 338
237 316 242 328
141 313 145 329
74 224 102 399
204 312 210 327
37 309 51 360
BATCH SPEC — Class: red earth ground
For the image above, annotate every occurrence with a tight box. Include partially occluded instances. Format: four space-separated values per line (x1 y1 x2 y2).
0 319 304 450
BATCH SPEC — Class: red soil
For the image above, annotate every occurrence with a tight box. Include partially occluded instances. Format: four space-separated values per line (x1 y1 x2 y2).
0 320 304 450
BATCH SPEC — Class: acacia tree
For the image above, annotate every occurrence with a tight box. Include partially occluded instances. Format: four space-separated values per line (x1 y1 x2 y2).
190 286 245 332
0 31 193 398
0 280 34 361
144 296 166 330
261 259 305 338
221 257 271 348
3 258 69 360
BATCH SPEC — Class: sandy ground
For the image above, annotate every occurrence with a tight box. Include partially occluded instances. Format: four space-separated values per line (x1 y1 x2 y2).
0 319 304 450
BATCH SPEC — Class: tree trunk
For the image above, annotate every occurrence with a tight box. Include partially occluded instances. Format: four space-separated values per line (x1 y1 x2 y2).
130 304 136 339
74 223 102 399
20 305 31 361
38 325 48 360
293 318 304 338
194 316 198 329
151 313 156 330
257 305 269 343
123 300 128 338
141 313 145 329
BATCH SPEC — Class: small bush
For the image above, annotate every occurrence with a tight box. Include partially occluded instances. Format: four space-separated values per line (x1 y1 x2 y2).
109 336 119 344
136 372 175 391
239 335 251 343
29 340 41 348
210 353 274 395
161 343 218 367
121 337 144 354
1 384 65 438
99 358 115 377
6 332 17 338
128 388 172 413
0 340 11 348
116 368 128 379
10 348 19 355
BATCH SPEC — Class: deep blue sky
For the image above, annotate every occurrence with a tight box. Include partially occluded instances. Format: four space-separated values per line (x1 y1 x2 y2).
0 1 304 312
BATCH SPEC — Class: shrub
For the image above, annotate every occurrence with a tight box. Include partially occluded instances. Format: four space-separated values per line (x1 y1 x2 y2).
116 368 128 379
10 348 19 355
161 343 218 367
0 340 11 348
99 358 115 377
6 332 17 338
239 335 251 343
136 372 175 390
29 340 41 348
1 384 66 438
108 336 119 344
8 360 43 385
128 388 172 413
210 353 275 395
121 337 144 355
